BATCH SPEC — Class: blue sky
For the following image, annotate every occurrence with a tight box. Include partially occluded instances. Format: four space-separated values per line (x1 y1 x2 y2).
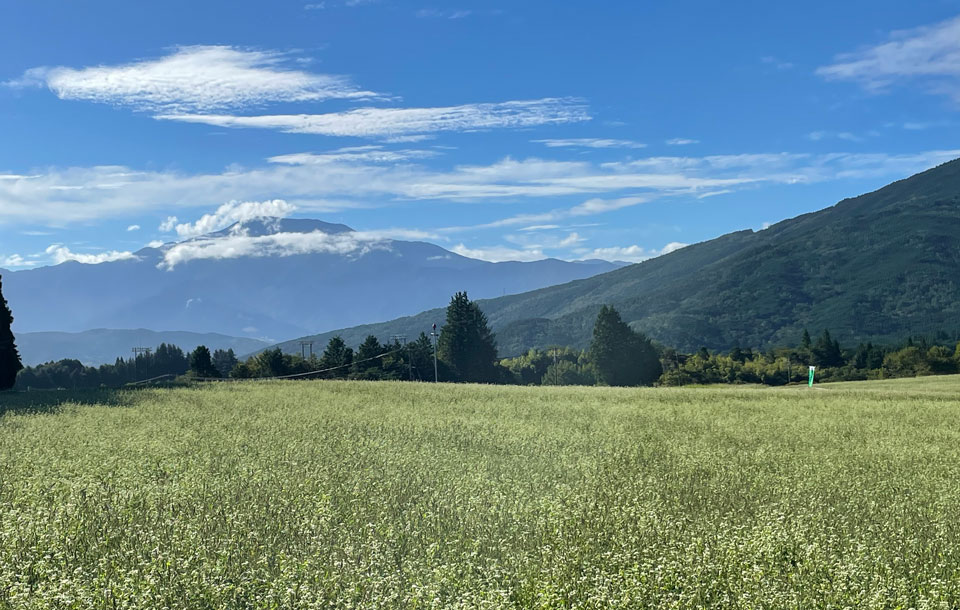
2 0 960 268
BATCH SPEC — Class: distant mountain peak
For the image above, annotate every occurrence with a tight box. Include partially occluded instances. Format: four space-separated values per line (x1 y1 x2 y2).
212 217 355 238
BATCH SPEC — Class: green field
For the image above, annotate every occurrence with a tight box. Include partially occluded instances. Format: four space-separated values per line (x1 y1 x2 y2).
2 378 960 609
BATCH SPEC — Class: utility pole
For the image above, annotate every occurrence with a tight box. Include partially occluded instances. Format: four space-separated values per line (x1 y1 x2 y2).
431 323 439 383
299 341 314 360
131 347 151 381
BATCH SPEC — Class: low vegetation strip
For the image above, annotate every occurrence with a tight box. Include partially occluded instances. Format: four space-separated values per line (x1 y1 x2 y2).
2 378 960 608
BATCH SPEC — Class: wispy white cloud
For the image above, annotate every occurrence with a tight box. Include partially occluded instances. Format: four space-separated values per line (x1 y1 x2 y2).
568 195 648 216
519 224 561 231
665 138 699 146
172 199 297 238
557 232 584 247
532 138 645 149
761 56 794 71
816 15 960 102
440 196 650 234
159 216 178 232
450 243 547 262
160 228 436 269
416 8 474 19
503 230 585 250
3 149 958 225
900 120 953 130
45 245 137 265
156 98 590 137
454 236 687 264
126 224 141 231
267 146 437 165
382 134 435 143
696 189 733 199
581 241 687 263
305 0 381 8
660 241 688 255
1 254 39 268
806 130 862 142
8 45 376 112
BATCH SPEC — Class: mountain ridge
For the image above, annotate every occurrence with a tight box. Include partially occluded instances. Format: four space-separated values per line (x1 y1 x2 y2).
2 217 625 341
265 158 960 356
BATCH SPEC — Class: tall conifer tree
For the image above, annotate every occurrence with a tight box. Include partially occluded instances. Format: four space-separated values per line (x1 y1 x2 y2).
189 345 220 378
437 292 498 383
321 336 353 378
589 305 661 386
0 275 23 390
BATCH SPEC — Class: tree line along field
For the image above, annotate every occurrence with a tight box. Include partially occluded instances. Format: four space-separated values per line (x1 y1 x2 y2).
2 378 960 608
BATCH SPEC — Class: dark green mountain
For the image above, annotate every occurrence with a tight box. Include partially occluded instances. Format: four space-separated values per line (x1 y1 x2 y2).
269 158 960 356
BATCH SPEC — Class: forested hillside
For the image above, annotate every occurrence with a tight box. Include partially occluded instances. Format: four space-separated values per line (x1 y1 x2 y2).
273 158 960 355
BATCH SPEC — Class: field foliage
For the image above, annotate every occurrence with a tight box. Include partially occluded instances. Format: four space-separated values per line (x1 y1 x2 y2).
2 378 960 608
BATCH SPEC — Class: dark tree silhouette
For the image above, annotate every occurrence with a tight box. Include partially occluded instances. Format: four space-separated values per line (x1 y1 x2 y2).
212 348 238 378
812 329 844 367
321 336 353 378
354 335 383 376
437 292 498 383
189 345 220 378
589 305 662 386
0 275 23 390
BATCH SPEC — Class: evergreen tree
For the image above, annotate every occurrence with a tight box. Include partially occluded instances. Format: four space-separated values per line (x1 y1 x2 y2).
409 332 436 381
437 292 498 383
255 348 288 377
853 342 885 370
321 336 353 378
0 275 23 390
729 345 746 363
812 329 844 367
212 348 238 378
189 345 220 378
801 328 812 350
353 335 383 377
589 305 662 386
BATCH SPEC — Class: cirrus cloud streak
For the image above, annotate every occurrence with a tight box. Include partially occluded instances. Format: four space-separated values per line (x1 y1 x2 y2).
1 149 957 225
816 15 960 102
8 45 377 112
156 98 590 137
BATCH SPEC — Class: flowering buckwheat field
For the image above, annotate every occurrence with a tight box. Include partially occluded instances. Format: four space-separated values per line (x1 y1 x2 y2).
1 377 959 608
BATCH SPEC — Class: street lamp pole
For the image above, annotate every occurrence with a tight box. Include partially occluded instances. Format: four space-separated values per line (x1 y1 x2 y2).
431 323 439 383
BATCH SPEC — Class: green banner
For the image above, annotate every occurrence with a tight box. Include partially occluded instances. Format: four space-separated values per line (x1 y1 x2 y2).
808 366 815 387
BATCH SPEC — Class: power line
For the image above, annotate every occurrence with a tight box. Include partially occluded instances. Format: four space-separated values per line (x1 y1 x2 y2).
189 347 406 382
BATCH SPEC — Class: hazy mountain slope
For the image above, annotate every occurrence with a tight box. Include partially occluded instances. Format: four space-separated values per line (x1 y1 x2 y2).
17 329 271 366
2 218 623 341
271 158 960 355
